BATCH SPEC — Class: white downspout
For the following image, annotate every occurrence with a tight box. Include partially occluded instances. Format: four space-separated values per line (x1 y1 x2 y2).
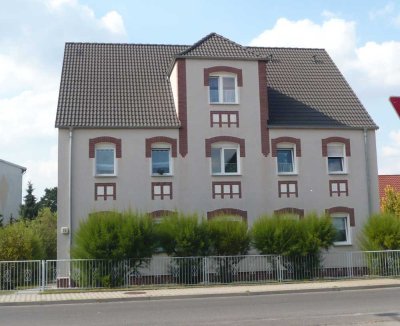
68 127 73 253
363 128 372 217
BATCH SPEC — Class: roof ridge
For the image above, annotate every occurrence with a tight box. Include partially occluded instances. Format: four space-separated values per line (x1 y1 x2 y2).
65 42 190 47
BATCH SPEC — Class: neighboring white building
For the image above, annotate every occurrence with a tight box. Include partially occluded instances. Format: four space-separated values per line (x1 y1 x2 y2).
56 33 380 259
0 159 26 224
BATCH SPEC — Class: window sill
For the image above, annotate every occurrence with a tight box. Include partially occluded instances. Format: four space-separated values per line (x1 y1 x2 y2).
95 174 117 178
212 173 241 177
151 174 173 177
333 242 352 246
209 102 239 105
277 172 298 176
328 172 348 175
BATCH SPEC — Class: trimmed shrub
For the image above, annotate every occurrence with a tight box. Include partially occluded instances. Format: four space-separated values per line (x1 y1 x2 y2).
207 216 250 256
251 213 335 257
71 211 157 287
156 213 210 257
72 211 157 260
360 212 400 250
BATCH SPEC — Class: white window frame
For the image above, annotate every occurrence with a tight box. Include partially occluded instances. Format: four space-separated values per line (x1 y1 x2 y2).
327 143 347 174
276 143 297 175
151 144 173 176
209 74 239 104
332 213 352 246
211 144 241 176
94 144 117 177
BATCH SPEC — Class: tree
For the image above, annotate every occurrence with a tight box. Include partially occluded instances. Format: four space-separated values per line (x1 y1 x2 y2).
20 181 38 220
381 185 400 217
37 187 57 213
32 208 57 259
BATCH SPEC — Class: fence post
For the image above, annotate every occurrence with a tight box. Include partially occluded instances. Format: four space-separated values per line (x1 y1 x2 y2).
41 260 45 292
203 257 209 285
277 256 283 283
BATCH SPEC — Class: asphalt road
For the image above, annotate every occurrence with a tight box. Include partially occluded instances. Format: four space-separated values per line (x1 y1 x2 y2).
1 287 400 326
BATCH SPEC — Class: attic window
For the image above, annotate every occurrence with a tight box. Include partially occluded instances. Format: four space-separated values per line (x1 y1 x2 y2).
209 75 237 104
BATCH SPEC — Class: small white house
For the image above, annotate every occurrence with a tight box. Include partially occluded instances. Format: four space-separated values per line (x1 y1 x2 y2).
0 159 26 224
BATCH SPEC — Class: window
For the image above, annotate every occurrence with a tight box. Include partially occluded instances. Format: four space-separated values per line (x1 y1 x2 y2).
278 181 298 198
95 183 116 201
212 181 241 199
210 111 239 128
152 148 171 175
332 215 351 245
209 75 237 104
329 180 349 196
327 143 345 173
95 146 115 176
152 182 173 200
277 148 295 173
211 146 239 175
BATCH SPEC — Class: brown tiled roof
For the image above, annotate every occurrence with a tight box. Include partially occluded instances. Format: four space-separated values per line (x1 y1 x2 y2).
55 34 378 129
178 33 260 60
378 175 400 203
249 47 377 129
56 43 186 128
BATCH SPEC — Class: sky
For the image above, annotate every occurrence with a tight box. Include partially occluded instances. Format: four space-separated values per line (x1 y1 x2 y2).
1 0 400 199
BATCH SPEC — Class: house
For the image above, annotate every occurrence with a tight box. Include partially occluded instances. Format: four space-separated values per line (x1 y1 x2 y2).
0 159 26 224
378 174 400 206
55 33 380 260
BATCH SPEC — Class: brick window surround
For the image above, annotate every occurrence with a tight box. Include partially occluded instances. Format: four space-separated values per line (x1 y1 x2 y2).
271 137 302 157
205 136 245 157
325 206 355 226
278 181 298 198
210 111 239 128
212 181 241 199
148 210 176 219
329 180 349 197
274 207 304 218
95 183 116 201
145 137 178 158
203 66 243 87
207 208 248 223
322 137 351 157
89 137 121 158
151 182 173 200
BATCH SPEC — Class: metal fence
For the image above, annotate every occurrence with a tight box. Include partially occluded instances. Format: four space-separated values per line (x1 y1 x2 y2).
1 250 400 292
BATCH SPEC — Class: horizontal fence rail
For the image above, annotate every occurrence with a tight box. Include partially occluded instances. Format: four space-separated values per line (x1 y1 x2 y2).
1 251 400 291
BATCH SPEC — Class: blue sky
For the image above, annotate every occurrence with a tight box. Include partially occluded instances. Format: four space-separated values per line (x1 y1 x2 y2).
1 0 400 198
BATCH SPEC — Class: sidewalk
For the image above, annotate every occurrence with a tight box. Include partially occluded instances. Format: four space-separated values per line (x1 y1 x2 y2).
1 278 400 306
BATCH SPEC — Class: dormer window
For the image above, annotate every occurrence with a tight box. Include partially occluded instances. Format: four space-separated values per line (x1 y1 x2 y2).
209 75 237 104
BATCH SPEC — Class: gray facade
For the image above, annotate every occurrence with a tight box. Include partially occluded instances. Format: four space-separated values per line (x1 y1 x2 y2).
56 33 379 259
0 159 26 224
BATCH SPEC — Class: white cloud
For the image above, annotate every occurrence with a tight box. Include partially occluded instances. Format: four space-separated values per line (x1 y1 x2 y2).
369 2 395 20
0 0 127 198
100 11 126 35
379 130 400 174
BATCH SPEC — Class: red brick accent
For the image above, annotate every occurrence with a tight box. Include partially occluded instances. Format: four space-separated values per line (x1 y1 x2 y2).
145 137 177 158
89 137 121 158
212 181 242 199
274 207 305 218
322 137 351 157
210 111 239 128
207 208 248 223
278 181 298 198
325 206 355 227
203 66 243 87
95 183 116 201
151 182 173 200
271 137 301 157
258 61 270 157
329 180 349 197
177 59 188 157
148 210 176 218
205 136 245 157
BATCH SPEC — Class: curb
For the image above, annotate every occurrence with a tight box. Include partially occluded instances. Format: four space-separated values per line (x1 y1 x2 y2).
1 283 400 307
